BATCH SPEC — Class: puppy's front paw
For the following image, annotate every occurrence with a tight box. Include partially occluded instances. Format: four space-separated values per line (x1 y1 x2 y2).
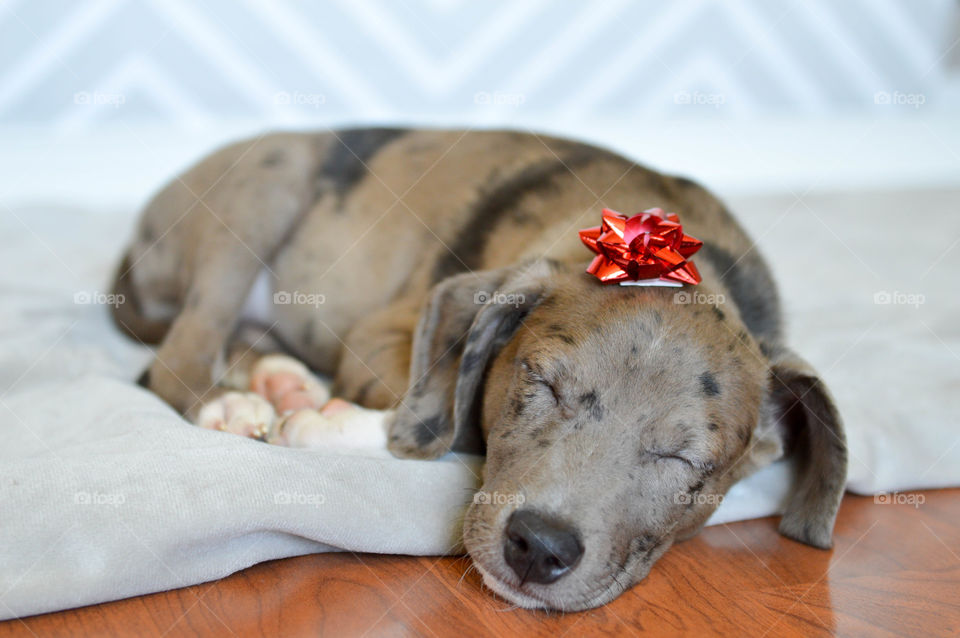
267 399 388 450
249 354 330 414
196 391 277 439
386 404 453 460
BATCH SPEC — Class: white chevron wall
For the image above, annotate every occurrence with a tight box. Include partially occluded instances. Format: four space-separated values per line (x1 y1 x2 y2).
1 0 958 131
3 0 960 208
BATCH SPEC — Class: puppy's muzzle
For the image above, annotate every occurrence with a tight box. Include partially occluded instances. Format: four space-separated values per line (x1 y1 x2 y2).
503 509 583 585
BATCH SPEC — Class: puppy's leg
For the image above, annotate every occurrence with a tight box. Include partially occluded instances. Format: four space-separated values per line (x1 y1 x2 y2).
144 207 311 419
140 134 334 418
146 253 272 419
332 297 421 410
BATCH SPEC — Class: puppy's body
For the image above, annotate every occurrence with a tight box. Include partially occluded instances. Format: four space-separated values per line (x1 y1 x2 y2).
114 129 846 611
117 129 775 403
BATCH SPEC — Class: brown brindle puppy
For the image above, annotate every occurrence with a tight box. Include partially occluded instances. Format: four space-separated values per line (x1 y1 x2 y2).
112 128 846 611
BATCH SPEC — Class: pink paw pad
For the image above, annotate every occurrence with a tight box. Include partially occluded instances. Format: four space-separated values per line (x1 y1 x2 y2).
248 355 330 415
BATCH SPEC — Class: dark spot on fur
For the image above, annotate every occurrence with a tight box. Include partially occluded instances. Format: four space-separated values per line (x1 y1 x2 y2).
697 240 781 341
354 378 379 406
461 350 482 374
689 479 705 493
508 395 524 418
140 225 155 243
635 535 658 554
545 323 576 344
444 334 463 353
759 340 775 358
708 422 720 431
431 148 601 282
537 438 552 448
699 372 721 397
413 415 449 446
712 305 725 321
536 296 557 311
261 150 285 167
319 128 407 199
579 390 604 420
410 378 428 398
673 176 701 191
465 322 484 344
511 208 536 224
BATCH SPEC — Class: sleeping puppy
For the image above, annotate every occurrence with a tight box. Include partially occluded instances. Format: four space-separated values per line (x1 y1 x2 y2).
112 128 846 611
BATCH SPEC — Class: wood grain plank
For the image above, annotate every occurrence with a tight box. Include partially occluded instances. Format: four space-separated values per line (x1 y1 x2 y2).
2 490 958 637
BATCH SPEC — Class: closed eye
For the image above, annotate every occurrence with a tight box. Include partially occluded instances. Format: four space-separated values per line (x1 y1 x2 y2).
657 453 694 468
537 378 562 405
520 360 562 405
646 450 703 471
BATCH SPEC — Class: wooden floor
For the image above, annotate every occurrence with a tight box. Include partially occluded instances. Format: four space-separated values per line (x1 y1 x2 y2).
2 489 958 637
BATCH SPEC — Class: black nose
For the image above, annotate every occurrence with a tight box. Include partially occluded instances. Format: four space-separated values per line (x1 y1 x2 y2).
503 509 583 584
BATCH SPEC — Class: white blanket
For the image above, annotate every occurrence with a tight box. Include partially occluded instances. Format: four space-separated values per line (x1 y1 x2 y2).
2 190 958 619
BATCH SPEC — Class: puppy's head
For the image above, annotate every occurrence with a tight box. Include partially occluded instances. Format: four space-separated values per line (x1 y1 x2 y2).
388 260 846 611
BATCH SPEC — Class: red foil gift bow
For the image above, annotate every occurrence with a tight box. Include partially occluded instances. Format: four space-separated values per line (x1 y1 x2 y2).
579 208 703 285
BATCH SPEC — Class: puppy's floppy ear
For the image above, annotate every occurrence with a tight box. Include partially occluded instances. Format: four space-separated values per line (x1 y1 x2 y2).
763 347 848 549
388 260 554 460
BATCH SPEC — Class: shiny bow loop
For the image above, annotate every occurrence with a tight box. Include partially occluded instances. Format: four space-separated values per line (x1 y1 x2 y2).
579 208 703 285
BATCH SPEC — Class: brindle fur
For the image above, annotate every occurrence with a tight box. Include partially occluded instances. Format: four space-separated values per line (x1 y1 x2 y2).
112 129 846 611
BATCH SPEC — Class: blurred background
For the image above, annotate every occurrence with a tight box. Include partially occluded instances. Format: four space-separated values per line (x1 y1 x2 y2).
2 0 960 210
